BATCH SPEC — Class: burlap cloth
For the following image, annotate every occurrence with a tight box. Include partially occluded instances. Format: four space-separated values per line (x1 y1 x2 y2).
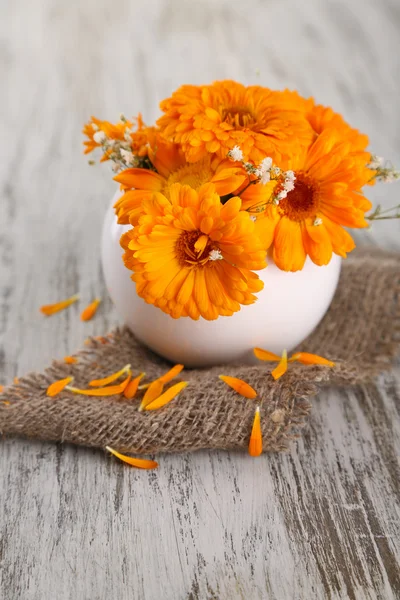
0 248 399 454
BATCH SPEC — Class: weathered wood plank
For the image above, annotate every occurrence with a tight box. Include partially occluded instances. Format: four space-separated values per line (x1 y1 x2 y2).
0 1 399 598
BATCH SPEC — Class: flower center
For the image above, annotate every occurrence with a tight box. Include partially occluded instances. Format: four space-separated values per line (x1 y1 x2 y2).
175 230 215 267
165 160 213 194
278 173 320 222
221 106 256 129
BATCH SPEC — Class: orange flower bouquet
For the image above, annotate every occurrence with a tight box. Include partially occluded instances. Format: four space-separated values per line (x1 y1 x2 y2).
84 80 399 366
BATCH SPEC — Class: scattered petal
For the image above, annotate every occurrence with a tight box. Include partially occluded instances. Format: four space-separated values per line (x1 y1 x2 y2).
13 377 19 385
248 406 262 456
139 380 164 411
40 294 79 316
124 373 145 399
2 401 10 405
47 376 74 397
253 348 282 362
67 374 131 396
289 352 335 367
81 298 101 321
64 356 78 364
158 364 184 384
219 375 257 399
0 385 4 393
106 446 158 469
271 350 288 380
89 364 131 387
145 381 188 411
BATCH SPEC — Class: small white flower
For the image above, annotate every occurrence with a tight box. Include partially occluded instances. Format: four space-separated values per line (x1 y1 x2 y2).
120 148 135 164
284 180 295 192
255 170 271 185
259 157 273 172
313 217 323 226
209 249 223 261
91 122 99 131
112 163 121 173
368 155 384 169
93 131 106 144
284 170 295 181
273 198 280 206
250 215 257 222
119 113 127 122
277 190 287 200
228 146 244 162
124 131 133 142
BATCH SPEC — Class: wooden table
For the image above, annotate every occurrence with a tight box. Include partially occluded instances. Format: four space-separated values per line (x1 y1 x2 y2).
1 1 399 598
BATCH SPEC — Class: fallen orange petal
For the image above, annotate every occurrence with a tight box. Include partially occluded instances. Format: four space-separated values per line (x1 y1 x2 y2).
253 348 282 362
64 356 78 364
248 406 263 457
158 364 184 384
47 376 74 397
271 350 288 381
124 373 145 399
106 446 158 469
289 352 335 367
2 401 10 406
67 374 131 396
145 381 188 411
13 377 19 385
40 294 79 316
81 298 101 321
139 379 165 411
0 385 4 393
89 364 131 387
219 375 257 399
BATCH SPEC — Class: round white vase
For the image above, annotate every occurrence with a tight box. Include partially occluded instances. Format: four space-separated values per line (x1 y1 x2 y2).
101 193 341 367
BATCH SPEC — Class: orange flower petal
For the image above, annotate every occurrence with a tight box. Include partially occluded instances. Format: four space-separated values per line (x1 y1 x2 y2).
253 348 281 362
139 379 165 411
81 298 101 321
248 406 263 457
47 376 74 397
2 400 10 406
0 385 4 394
271 350 288 380
13 377 19 385
67 374 131 396
289 352 335 367
64 356 78 364
106 446 158 470
89 364 131 387
219 375 257 399
40 294 79 316
124 373 145 399
144 381 188 411
158 364 184 384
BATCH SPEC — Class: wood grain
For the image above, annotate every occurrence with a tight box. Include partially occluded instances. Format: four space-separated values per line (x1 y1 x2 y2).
0 1 399 598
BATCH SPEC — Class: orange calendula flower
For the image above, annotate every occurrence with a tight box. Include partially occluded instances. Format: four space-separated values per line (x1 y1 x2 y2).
253 127 373 270
89 364 131 387
144 381 188 411
113 135 247 226
81 298 101 321
219 375 257 399
124 373 145 400
106 446 158 470
40 294 79 316
139 380 165 411
289 352 335 367
253 348 282 362
67 374 131 396
157 80 313 163
248 406 262 457
64 356 78 364
47 376 74 397
271 350 288 381
121 182 266 320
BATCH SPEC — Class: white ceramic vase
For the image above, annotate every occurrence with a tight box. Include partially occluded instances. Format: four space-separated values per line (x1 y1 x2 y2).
101 192 341 367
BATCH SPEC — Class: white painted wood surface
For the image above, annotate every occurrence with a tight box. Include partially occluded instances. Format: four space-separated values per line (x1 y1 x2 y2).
1 1 399 598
